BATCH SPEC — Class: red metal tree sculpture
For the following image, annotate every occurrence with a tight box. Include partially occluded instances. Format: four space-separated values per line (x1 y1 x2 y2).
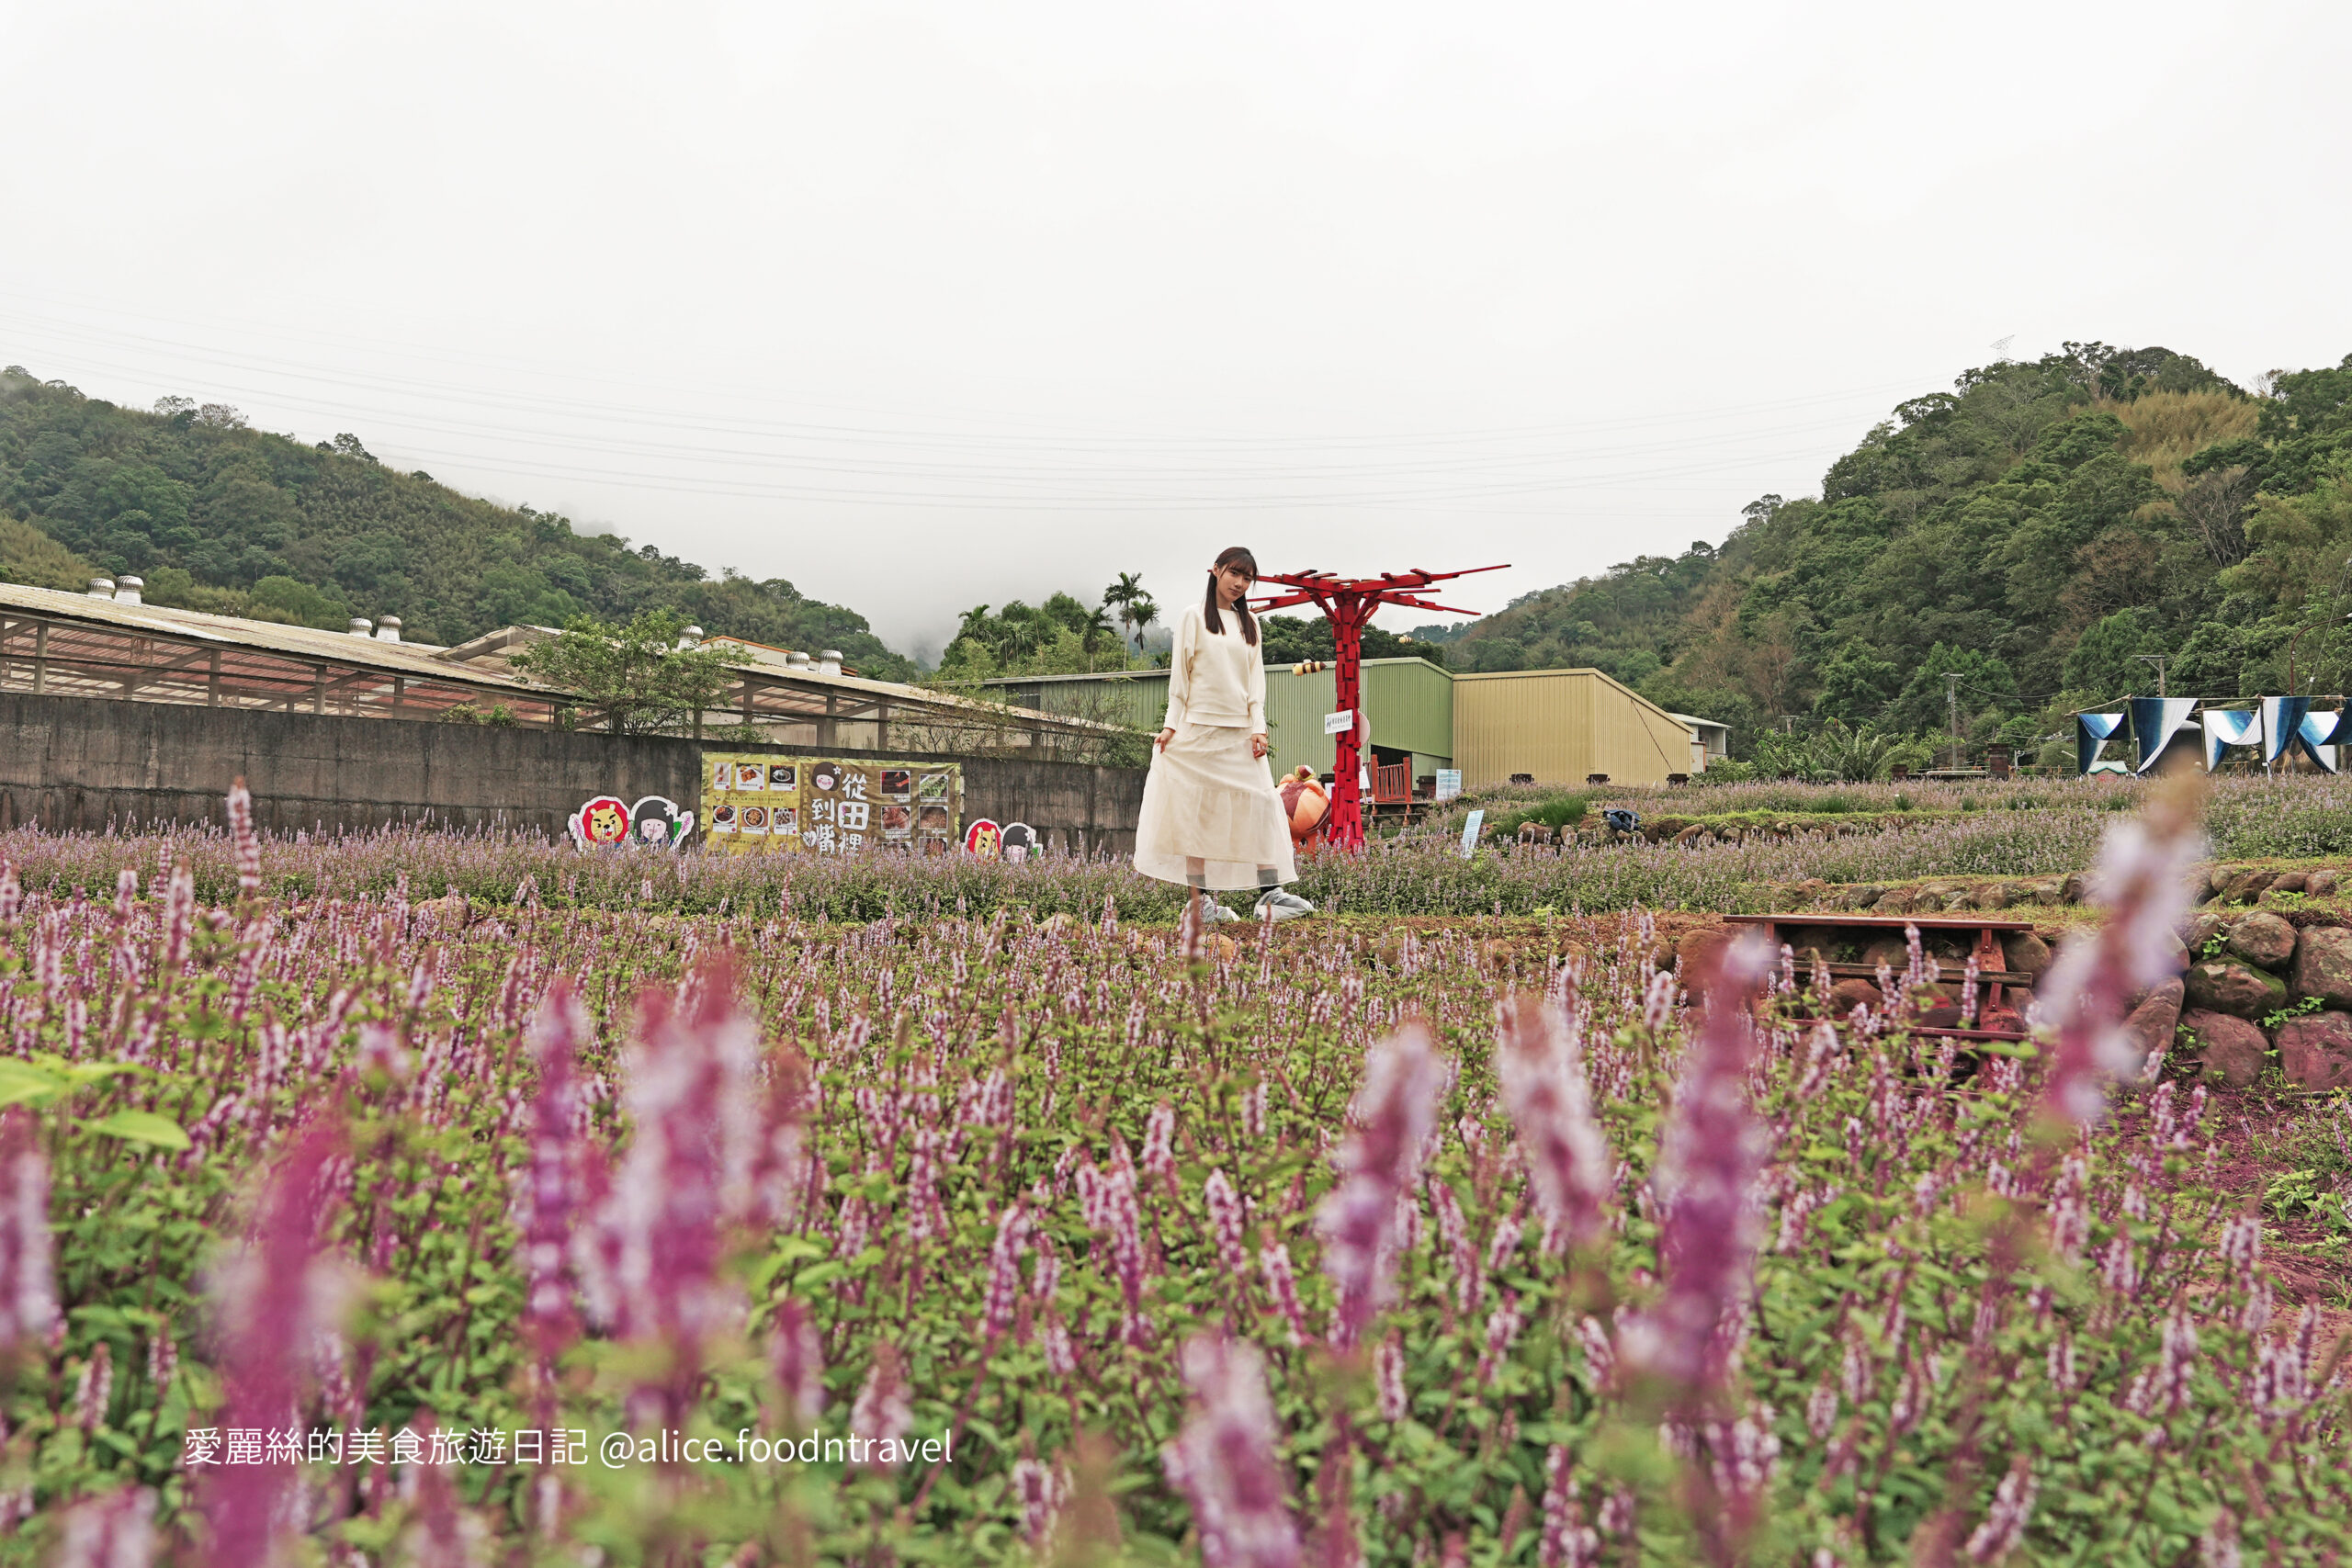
1251 565 1507 851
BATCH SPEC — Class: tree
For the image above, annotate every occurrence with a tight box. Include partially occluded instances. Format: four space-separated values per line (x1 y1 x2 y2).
508 609 737 736
1102 572 1154 652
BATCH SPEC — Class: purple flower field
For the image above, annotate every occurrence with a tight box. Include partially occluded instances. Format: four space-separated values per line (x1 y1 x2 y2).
0 782 2346 1564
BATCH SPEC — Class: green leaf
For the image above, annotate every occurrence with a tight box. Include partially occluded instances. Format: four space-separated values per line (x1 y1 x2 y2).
83 1111 193 1150
0 1060 70 1108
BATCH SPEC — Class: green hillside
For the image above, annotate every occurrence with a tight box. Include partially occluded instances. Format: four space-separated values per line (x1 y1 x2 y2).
1446 342 2352 754
0 367 916 678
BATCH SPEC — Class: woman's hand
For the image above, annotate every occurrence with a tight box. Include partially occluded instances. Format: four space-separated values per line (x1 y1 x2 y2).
1156 728 1176 752
1250 732 1269 759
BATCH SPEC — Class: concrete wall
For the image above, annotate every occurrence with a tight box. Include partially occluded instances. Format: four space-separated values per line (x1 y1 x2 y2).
0 694 1146 855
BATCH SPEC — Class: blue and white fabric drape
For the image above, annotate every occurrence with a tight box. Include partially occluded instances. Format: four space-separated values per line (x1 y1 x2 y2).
2259 696 2312 766
2295 709 2343 773
2200 708 2261 771
2077 712 2126 775
2126 696 2200 773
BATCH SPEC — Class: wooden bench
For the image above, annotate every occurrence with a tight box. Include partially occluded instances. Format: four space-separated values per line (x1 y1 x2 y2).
1724 912 2039 1042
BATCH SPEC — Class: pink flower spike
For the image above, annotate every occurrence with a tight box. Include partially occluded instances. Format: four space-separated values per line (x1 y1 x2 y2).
770 1297 826 1428
226 778 263 897
520 981 590 1415
52 1486 158 1568
1316 1022 1447 1348
2030 784 2204 1122
1162 1333 1302 1568
851 1344 913 1467
0 1108 59 1365
200 1116 353 1568
1495 993 1611 1257
1621 929 1772 1405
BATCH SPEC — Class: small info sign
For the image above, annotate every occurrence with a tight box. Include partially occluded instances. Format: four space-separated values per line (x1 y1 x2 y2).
1460 808 1485 859
1323 709 1354 736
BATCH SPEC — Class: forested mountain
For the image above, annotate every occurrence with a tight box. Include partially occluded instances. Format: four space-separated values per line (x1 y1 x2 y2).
0 367 916 678
1447 342 2352 754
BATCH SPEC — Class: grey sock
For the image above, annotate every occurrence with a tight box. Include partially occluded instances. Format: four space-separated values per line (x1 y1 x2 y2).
1257 867 1279 889
1187 874 1207 891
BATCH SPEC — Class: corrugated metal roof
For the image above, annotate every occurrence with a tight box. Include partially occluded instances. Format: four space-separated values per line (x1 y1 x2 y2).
0 581 560 696
0 581 1096 731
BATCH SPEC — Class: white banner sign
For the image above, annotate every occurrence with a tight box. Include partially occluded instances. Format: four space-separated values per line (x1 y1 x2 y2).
1434 769 1461 801
1324 709 1354 736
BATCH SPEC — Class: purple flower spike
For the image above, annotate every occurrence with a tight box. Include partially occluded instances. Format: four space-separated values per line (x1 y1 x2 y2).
52 1486 157 1568
1317 1023 1446 1348
520 981 590 1414
769 1297 826 1428
201 1116 352 1568
226 778 262 898
1496 994 1611 1257
2031 784 2203 1122
1622 928 1772 1403
0 1108 59 1366
1162 1333 1302 1568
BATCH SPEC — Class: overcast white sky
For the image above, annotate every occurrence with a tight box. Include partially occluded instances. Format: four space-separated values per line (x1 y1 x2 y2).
4 2 2347 659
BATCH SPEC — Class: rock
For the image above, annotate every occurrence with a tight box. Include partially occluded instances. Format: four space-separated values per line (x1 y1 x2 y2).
2181 911 2228 956
2221 869 2278 904
2001 931 2053 981
2198 864 2237 903
2185 960 2288 1019
1860 935 1913 974
2015 876 2066 906
2062 873 2090 905
2156 930 2191 974
1970 883 2014 911
2124 978 2185 1067
1676 925 1741 976
1208 934 1241 962
1827 977 1882 1017
2184 1009 2268 1088
1781 925 1845 966
2268 871 2309 894
1842 885 1885 910
412 893 469 931
2291 925 2352 1008
2306 868 2341 898
1871 889 1916 915
2223 911 2298 971
2276 1011 2352 1091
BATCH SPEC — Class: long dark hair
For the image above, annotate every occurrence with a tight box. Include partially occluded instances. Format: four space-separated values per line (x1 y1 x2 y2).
1204 546 1259 646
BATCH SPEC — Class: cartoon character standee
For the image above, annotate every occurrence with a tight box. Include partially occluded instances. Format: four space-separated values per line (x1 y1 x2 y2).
964 818 1002 858
629 795 695 849
569 795 631 849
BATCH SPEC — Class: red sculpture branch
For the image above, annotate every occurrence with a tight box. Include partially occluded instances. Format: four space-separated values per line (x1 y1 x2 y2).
1250 566 1506 852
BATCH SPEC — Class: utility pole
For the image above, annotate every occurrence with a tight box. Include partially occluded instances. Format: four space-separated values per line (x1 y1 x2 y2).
1944 672 1963 771
2132 653 2169 698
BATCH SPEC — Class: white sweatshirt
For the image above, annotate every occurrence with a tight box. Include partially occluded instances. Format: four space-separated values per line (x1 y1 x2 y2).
1161 600 1267 731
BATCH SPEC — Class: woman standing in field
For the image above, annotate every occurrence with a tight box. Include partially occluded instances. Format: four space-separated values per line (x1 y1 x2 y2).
1133 547 1317 923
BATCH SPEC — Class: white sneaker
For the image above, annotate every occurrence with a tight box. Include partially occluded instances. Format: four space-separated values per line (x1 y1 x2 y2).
1195 894 1243 923
1255 888 1316 921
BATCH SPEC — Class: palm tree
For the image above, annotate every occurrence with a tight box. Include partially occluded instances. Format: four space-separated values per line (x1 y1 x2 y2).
1102 573 1149 653
1125 594 1159 654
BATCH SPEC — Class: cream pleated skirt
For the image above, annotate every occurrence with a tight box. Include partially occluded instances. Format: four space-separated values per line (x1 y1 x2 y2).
1134 722 1298 890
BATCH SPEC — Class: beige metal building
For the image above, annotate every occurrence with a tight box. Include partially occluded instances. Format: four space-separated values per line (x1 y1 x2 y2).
1452 668 1696 785
989 660 1715 788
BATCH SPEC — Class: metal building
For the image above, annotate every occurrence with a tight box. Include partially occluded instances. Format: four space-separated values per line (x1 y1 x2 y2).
986 659 1716 790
